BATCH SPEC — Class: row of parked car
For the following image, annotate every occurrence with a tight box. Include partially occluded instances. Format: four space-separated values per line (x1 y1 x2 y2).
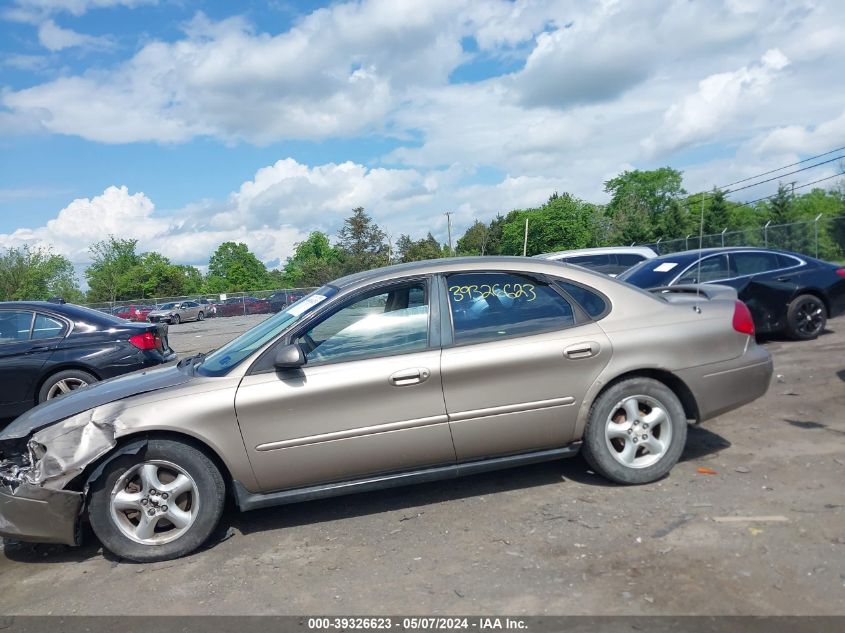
537 245 845 341
0 245 843 562
105 291 309 323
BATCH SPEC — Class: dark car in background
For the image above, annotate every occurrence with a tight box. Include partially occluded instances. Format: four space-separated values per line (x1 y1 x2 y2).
267 290 306 312
618 247 845 340
0 302 176 419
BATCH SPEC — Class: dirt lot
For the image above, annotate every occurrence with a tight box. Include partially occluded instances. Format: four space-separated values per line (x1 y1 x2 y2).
0 316 843 615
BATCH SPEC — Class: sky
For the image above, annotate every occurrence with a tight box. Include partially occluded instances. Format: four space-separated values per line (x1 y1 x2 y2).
1 0 844 274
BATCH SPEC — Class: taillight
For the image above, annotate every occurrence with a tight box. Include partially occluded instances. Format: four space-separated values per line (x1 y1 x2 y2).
129 332 158 350
836 268 845 279
732 300 755 336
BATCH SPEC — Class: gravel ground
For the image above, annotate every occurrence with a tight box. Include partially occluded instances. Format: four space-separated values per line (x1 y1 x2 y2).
0 316 843 615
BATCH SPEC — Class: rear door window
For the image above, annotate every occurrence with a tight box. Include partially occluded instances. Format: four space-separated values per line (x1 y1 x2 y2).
447 272 576 345
0 311 34 343
732 252 780 276
32 314 67 339
554 281 608 318
565 253 613 273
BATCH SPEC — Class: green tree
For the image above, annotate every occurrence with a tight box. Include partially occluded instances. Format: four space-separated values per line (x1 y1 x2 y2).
282 231 344 286
336 207 388 273
85 236 140 302
456 220 491 255
0 245 83 302
207 242 270 292
705 188 731 234
396 232 445 262
499 193 597 256
604 168 685 244
768 183 796 225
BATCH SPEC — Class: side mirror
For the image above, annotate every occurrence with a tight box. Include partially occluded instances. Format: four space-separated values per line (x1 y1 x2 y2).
274 343 306 369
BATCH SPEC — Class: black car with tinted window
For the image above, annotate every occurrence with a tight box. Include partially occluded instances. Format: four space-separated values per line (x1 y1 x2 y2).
0 302 176 419
618 247 845 340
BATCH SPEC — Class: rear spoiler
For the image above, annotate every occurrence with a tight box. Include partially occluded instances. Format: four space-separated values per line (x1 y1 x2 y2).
649 284 739 304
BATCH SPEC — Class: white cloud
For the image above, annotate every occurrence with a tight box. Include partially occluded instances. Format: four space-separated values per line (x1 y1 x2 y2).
37 19 113 51
642 49 790 156
0 155 577 271
5 0 154 22
754 109 845 156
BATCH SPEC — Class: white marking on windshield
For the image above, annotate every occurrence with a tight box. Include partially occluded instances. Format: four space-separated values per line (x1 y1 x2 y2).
653 262 678 272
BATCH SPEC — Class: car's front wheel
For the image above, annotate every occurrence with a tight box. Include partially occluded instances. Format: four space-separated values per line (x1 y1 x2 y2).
785 294 826 340
88 439 225 562
171 313 180 325
581 377 687 485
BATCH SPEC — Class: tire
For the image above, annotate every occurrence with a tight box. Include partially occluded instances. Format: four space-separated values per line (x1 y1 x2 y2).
171 313 181 325
87 439 225 562
197 311 205 321
785 294 826 340
38 369 97 403
581 377 687 485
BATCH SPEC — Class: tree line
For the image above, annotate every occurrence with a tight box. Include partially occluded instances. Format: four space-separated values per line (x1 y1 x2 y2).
2 167 843 303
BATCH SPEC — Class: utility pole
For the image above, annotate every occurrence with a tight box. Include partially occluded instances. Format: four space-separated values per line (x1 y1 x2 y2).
444 212 454 256
523 216 529 256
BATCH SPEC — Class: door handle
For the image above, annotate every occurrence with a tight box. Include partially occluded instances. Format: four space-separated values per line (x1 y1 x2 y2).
23 346 50 355
776 276 791 282
389 367 430 387
564 342 600 359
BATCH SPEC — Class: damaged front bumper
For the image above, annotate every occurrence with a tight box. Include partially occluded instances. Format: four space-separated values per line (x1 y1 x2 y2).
0 483 82 545
0 408 123 547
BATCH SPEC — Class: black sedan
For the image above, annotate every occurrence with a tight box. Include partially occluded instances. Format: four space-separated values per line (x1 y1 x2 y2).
618 247 845 340
0 302 176 419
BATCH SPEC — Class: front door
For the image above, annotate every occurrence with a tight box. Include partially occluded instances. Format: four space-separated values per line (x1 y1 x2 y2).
235 278 455 492
440 271 612 461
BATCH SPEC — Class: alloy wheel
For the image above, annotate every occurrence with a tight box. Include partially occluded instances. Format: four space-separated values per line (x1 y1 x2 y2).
109 460 200 545
795 298 824 337
46 377 89 399
604 395 673 469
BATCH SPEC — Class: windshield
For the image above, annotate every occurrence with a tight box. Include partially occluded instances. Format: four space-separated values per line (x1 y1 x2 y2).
196 285 338 376
617 257 690 288
159 302 178 309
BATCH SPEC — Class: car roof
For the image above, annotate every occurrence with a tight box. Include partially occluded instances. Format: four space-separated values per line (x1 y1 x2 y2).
330 255 599 290
535 246 657 260
648 246 804 262
0 301 126 322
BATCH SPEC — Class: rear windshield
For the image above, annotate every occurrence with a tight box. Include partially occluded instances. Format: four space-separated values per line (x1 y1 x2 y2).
617 258 690 288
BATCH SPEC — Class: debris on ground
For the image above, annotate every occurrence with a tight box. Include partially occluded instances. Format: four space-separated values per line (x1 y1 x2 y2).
713 516 789 523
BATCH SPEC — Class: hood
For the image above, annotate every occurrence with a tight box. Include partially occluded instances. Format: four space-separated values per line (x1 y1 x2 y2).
0 364 192 442
148 308 174 315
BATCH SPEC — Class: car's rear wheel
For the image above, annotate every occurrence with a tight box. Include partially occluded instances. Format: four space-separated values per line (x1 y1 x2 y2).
171 313 181 325
39 369 97 403
197 311 205 321
582 377 687 484
88 439 225 562
785 294 826 340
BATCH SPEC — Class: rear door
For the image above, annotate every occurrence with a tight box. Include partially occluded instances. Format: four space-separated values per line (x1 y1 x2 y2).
0 310 58 416
440 271 612 460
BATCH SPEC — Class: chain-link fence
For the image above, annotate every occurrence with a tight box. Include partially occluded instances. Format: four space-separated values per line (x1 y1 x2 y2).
85 287 318 320
639 214 845 262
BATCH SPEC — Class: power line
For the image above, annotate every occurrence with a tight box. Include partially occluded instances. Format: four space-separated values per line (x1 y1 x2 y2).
717 144 845 190
738 171 845 207
724 154 844 195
